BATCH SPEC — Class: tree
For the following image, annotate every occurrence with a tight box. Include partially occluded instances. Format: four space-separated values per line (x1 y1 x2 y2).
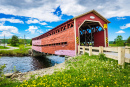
115 35 124 46
10 35 19 46
19 39 24 44
30 39 32 45
8 39 11 44
127 36 130 43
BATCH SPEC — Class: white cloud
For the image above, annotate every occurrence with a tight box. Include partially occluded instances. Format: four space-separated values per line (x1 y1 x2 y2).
0 18 24 24
46 26 53 28
0 26 18 33
26 19 39 24
117 17 126 20
120 23 130 29
26 37 31 39
60 0 130 18
37 30 43 33
116 30 125 33
26 19 47 25
0 22 5 26
0 0 130 21
39 22 47 25
25 26 38 34
0 31 13 37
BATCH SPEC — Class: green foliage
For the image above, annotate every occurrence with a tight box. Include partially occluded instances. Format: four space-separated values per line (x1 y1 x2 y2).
98 53 108 61
0 64 6 77
10 35 19 46
127 36 130 43
0 46 9 49
30 39 32 45
19 39 24 44
19 44 25 51
0 47 30 56
115 35 124 46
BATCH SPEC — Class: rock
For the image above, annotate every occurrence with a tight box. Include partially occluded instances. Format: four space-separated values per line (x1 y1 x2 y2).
11 73 24 79
4 73 13 78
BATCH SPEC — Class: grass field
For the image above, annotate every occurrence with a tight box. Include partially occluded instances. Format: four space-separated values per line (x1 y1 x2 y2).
0 46 9 49
109 44 130 47
0 45 31 56
0 53 129 87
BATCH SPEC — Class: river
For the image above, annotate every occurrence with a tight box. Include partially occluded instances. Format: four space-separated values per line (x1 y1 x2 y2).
0 55 65 74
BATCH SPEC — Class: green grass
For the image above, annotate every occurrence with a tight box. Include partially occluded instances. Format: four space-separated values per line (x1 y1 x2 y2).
1 53 129 87
7 44 19 47
109 44 130 47
0 46 9 49
0 47 31 56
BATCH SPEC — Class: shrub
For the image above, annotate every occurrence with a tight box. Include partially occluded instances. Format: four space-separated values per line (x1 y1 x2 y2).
0 64 6 77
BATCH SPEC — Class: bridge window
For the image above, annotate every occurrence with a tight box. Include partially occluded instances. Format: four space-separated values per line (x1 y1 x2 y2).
70 24 73 28
63 27 65 30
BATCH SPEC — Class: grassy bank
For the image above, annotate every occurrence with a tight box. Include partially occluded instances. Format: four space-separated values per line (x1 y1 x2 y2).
1 53 129 87
109 44 130 47
0 47 31 56
0 46 9 49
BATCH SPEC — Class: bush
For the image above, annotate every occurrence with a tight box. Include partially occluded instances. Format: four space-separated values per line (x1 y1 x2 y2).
98 53 108 61
19 44 25 51
0 64 6 77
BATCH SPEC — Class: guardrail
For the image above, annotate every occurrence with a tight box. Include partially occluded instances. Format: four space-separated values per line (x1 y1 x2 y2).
78 46 130 66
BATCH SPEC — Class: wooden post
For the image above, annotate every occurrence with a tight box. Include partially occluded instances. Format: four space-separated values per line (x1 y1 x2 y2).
78 46 80 55
99 46 103 53
118 47 125 66
83 46 85 54
89 46 92 56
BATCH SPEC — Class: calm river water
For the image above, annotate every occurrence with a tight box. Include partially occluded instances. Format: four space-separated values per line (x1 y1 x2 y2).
0 55 65 74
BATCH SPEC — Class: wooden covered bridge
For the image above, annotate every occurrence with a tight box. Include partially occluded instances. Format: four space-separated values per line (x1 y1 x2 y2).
32 10 110 57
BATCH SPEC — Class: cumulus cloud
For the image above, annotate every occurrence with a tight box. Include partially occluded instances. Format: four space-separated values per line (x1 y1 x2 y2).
26 19 47 25
25 26 38 34
39 22 47 25
0 26 18 33
0 18 24 23
116 30 125 33
37 30 43 33
120 23 130 29
0 24 19 37
46 26 53 28
0 0 130 22
0 31 13 37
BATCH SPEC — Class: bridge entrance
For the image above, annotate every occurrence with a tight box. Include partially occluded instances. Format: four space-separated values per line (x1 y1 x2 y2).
79 20 105 46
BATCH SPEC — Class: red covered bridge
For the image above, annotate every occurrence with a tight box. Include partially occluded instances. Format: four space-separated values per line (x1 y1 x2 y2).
32 10 110 57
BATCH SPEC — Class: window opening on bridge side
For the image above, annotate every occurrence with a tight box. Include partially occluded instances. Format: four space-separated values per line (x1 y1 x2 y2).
36 42 67 47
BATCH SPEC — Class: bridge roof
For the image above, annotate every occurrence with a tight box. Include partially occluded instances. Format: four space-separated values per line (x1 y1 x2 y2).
72 9 111 23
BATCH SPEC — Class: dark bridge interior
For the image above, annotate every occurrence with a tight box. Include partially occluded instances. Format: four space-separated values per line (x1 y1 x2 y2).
79 21 104 46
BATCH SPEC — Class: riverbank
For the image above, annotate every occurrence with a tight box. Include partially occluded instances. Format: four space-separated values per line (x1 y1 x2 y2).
1 53 129 87
0 48 31 56
5 61 66 82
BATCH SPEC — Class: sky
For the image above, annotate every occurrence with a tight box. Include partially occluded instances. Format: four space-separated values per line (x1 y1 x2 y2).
0 0 130 41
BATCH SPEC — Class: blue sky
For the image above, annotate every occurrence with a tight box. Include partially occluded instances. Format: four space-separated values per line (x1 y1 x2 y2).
0 0 130 41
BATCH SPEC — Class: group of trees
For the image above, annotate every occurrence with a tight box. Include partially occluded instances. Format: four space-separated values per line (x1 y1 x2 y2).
9 35 32 46
114 35 130 46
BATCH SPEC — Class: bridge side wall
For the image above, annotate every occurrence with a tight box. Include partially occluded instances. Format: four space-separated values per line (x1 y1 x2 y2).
41 27 75 57
32 39 42 52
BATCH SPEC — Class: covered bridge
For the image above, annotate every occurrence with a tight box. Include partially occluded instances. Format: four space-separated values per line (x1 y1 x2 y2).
32 10 110 57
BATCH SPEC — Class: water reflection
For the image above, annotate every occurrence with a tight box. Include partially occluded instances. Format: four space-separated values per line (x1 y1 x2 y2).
0 55 65 74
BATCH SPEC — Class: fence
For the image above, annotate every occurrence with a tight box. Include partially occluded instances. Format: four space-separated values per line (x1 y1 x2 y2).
78 46 130 65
